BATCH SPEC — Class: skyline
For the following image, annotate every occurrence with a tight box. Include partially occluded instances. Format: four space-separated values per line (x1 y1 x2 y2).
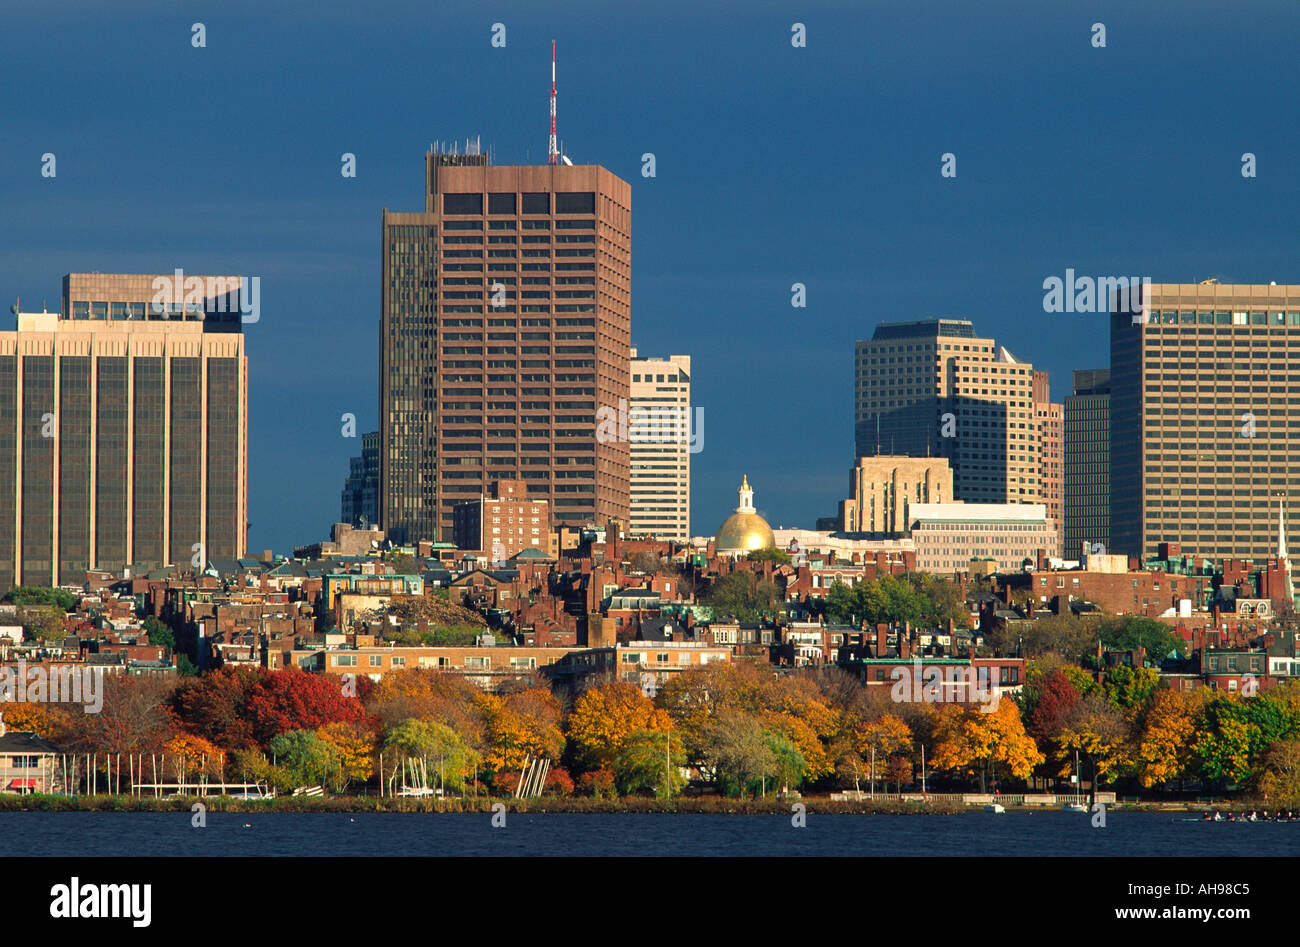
4 0 1300 552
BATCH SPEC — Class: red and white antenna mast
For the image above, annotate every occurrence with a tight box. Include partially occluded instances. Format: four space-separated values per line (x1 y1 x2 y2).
548 40 558 165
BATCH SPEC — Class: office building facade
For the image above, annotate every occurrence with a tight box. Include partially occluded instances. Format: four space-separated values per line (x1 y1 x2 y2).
340 430 380 528
1063 368 1110 559
1111 283 1300 560
629 350 691 540
854 319 1040 505
909 502 1056 574
1032 371 1064 556
380 149 631 544
836 455 953 536
0 274 248 590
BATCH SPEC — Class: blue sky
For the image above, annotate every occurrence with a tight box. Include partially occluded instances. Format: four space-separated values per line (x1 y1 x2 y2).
2 0 1297 553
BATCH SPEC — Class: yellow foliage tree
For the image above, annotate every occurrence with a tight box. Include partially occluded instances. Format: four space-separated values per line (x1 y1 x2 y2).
484 689 564 773
163 733 224 780
0 701 72 741
658 664 838 782
567 681 670 770
930 700 1042 790
1135 689 1198 788
316 721 376 792
1055 694 1131 786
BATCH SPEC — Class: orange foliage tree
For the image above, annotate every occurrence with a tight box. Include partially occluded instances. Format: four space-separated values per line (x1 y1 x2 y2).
566 681 669 771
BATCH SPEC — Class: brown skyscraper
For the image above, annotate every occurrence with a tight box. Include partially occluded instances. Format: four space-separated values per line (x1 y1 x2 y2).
380 148 631 544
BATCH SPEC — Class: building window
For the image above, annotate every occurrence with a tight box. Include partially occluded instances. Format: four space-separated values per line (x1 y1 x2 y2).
444 193 483 214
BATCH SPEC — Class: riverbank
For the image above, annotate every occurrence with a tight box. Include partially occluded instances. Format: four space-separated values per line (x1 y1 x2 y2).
0 793 1255 815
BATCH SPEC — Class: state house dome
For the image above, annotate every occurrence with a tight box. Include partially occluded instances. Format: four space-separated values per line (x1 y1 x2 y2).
715 476 776 554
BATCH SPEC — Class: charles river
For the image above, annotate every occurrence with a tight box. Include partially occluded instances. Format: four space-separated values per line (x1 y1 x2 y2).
5 811 1298 856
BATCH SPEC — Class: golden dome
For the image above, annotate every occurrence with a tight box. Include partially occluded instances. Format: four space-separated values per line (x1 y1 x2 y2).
715 475 775 553
716 513 776 553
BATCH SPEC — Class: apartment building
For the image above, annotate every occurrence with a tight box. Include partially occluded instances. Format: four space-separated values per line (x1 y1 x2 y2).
628 349 691 541
908 502 1056 573
452 478 554 559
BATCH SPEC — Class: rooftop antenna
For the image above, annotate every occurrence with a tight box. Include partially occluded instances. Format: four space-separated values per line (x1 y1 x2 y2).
548 40 558 165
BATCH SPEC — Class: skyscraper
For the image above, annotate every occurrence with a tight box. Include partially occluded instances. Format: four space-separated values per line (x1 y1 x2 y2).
629 349 691 540
853 319 1040 505
0 273 248 590
1033 370 1064 556
1063 368 1110 559
340 430 379 528
1110 283 1300 559
380 148 632 544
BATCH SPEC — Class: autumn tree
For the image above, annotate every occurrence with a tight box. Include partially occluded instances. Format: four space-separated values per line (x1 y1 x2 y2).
613 729 687 797
1134 689 1200 789
566 681 669 771
0 701 72 741
484 687 564 773
1027 668 1083 746
316 721 376 793
930 699 1043 791
162 733 225 780
170 666 267 749
837 713 911 795
1258 739 1300 807
245 668 366 747
1054 693 1131 788
67 674 177 757
657 663 836 784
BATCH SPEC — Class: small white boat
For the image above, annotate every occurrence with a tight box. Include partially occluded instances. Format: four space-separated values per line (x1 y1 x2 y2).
1063 802 1088 813
985 803 1006 813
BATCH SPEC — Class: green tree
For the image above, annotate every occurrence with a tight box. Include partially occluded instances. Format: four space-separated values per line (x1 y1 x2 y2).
384 718 478 792
612 729 687 797
702 572 782 622
267 730 332 787
904 572 967 627
1099 616 1185 659
825 580 859 625
1100 665 1161 711
143 616 175 650
746 547 792 566
2 586 76 610
701 708 779 798
764 731 806 793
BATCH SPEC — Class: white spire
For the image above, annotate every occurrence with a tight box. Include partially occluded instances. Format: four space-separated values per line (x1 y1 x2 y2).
736 475 754 514
1281 497 1295 606
1280 497 1289 561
